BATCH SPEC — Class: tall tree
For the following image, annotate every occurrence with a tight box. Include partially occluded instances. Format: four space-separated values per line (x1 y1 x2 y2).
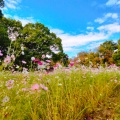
11 22 64 68
112 39 120 66
97 40 118 65
0 17 66 69
0 0 4 18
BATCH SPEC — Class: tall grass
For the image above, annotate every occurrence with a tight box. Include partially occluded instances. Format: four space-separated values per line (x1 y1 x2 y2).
0 67 120 119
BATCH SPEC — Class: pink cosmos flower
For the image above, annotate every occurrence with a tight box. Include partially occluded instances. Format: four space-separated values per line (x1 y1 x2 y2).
40 84 48 91
38 61 43 65
69 61 74 67
23 67 28 71
22 67 28 74
0 53 3 56
31 84 39 90
46 60 51 63
33 58 40 62
11 54 15 61
0 50 3 56
22 60 26 64
22 88 28 91
4 55 11 64
6 80 14 89
42 54 45 59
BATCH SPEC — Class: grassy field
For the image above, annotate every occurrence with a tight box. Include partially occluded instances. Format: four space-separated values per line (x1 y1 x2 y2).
0 66 120 120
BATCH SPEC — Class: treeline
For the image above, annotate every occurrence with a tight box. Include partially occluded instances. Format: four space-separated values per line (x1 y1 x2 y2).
73 40 120 67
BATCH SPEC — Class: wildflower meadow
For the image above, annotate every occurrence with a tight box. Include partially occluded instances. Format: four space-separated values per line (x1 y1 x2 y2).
1 64 120 119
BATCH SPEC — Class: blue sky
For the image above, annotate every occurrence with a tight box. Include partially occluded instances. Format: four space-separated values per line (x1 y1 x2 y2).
2 0 120 58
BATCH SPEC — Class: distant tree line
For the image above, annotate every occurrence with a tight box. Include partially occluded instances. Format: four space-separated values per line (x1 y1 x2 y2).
73 40 120 67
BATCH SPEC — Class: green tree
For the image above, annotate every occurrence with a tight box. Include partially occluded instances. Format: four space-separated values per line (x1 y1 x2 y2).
0 17 65 69
112 39 120 66
0 18 12 60
77 52 88 66
12 22 64 68
1 17 22 55
0 0 4 18
97 40 117 65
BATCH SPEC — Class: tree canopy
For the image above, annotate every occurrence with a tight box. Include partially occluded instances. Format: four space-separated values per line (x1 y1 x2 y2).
74 40 119 67
0 17 66 70
0 0 4 18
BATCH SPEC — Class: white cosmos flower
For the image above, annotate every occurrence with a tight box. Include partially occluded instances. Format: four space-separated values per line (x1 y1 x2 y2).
2 96 10 103
21 51 25 55
21 46 24 50
31 57 35 61
16 65 19 69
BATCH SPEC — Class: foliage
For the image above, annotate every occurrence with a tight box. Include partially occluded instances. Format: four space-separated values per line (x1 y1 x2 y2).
113 39 120 66
0 20 10 60
0 0 4 18
98 40 118 65
75 40 119 67
0 17 66 70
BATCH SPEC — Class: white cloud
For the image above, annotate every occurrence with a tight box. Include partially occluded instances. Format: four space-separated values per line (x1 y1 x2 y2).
51 21 120 54
5 0 22 9
86 41 105 51
50 29 64 34
14 16 35 26
95 13 118 24
3 13 12 18
50 28 109 53
61 32 108 47
3 14 35 26
97 22 120 34
95 18 105 24
105 13 118 19
86 27 94 31
106 0 120 6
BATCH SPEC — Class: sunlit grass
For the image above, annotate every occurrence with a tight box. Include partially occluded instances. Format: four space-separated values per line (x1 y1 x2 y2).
0 67 120 119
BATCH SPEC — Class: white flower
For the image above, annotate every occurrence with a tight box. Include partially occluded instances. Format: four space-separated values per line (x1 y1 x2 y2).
22 67 29 74
114 49 118 53
16 65 19 69
58 83 62 86
21 46 24 50
37 64 46 69
2 96 10 103
31 57 35 61
21 51 24 55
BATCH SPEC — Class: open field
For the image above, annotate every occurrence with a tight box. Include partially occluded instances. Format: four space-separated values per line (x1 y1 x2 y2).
0 66 120 120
